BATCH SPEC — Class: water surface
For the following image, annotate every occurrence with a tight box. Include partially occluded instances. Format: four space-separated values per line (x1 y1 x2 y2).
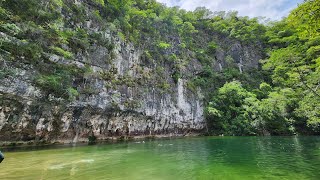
1 136 320 180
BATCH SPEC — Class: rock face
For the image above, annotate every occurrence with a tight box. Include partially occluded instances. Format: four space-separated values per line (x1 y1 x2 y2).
0 39 207 143
0 1 263 143
0 44 260 143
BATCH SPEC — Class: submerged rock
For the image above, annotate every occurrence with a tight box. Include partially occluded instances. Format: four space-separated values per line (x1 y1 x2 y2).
0 151 4 163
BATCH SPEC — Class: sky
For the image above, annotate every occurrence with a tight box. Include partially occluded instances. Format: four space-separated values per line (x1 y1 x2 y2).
156 0 304 20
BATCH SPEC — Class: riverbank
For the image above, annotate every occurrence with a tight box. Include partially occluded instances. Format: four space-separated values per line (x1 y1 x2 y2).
0 133 202 149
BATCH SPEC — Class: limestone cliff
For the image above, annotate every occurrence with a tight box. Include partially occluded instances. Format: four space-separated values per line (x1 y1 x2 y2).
0 40 204 142
0 0 263 143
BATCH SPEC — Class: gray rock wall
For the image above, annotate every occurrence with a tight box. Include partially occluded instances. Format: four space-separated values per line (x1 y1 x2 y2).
0 37 206 143
0 1 263 144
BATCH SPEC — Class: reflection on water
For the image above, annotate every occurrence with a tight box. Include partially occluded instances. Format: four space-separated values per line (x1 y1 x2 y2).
1 136 320 180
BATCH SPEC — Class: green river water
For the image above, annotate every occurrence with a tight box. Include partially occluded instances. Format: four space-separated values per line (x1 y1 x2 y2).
0 136 320 180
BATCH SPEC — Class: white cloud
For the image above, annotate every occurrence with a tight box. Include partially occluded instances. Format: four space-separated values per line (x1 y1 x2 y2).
156 0 303 20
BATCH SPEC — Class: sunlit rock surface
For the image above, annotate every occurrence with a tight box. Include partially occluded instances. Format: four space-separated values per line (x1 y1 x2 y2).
0 1 262 143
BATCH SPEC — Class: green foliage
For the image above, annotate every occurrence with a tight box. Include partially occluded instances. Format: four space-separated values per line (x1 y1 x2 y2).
205 12 266 43
204 0 320 135
93 10 103 22
259 82 272 92
67 87 79 101
35 74 67 96
186 80 197 93
50 46 73 59
207 81 296 136
306 45 320 59
206 81 258 135
157 82 171 91
255 82 272 99
93 0 105 6
117 32 126 41
158 42 171 49
261 0 320 135
172 71 181 84
287 0 320 39
195 52 211 65
34 64 84 100
296 93 320 131
53 0 64 7
0 23 21 35
1 41 44 62
259 88 296 135
207 41 218 54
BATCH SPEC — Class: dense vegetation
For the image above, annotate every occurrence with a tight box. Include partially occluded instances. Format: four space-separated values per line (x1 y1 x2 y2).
0 0 319 136
206 0 320 135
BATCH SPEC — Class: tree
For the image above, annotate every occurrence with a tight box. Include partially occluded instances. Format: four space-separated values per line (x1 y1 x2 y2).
206 81 259 135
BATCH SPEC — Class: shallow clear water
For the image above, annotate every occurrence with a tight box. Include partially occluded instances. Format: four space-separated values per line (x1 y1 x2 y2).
1 136 320 180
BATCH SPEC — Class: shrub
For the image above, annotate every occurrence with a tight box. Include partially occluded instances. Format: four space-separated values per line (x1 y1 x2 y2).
50 46 73 59
68 87 79 101
0 23 21 35
207 41 218 54
158 42 171 49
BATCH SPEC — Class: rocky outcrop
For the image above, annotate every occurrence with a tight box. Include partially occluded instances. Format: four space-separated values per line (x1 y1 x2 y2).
0 1 262 144
0 37 206 143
